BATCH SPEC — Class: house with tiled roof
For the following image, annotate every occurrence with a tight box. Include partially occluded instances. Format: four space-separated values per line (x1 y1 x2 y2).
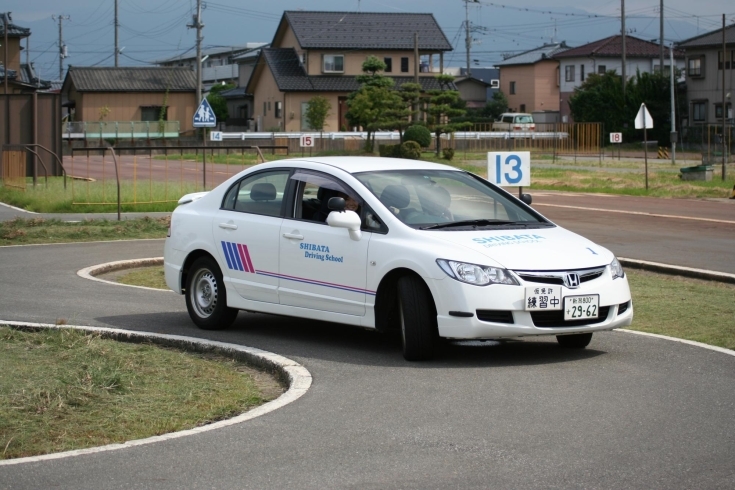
495 42 570 116
246 11 454 131
677 24 735 126
0 13 51 93
61 67 197 136
553 35 684 122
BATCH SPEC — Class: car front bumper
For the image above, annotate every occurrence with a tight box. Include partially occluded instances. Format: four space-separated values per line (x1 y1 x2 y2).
429 272 633 340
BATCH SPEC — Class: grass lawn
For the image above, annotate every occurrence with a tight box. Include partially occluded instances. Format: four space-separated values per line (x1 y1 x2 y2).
0 217 169 246
0 326 284 460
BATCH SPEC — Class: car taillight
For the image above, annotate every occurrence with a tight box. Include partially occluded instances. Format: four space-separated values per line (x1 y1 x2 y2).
513 125 521 130
530 125 536 131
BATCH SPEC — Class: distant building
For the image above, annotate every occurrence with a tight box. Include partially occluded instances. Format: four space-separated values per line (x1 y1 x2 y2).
553 35 684 122
495 42 570 115
0 14 51 93
677 24 735 126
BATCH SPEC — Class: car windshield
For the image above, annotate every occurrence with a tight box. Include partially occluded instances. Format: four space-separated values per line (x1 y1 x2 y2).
515 116 533 123
354 169 551 230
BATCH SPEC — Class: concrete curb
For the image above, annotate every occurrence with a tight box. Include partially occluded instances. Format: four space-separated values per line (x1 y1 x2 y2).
619 257 735 284
77 257 169 292
0 321 312 466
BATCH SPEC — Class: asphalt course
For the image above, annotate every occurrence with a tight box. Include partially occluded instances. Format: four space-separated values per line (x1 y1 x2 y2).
1 194 734 489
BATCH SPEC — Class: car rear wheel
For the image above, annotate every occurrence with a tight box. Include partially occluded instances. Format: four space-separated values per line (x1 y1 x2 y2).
556 333 593 348
185 256 238 330
397 275 437 361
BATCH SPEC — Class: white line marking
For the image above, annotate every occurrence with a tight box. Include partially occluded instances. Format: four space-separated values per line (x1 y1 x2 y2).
0 321 312 466
619 257 735 283
535 202 735 224
0 238 165 248
617 329 735 357
0 201 38 214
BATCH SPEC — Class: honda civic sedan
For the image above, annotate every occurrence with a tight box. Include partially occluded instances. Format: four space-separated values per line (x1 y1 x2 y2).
164 157 633 361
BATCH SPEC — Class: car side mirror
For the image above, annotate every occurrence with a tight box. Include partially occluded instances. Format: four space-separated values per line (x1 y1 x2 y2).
326 209 362 241
520 193 532 205
328 197 345 211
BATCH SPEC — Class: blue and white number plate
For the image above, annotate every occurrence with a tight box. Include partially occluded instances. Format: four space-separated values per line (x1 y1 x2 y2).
564 295 600 320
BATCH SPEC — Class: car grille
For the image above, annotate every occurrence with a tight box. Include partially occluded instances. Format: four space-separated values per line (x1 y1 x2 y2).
515 266 606 287
617 301 630 315
476 310 514 324
531 306 610 327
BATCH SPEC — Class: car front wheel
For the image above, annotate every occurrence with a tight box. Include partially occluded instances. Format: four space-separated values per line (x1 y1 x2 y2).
397 275 437 361
556 333 593 349
185 256 238 330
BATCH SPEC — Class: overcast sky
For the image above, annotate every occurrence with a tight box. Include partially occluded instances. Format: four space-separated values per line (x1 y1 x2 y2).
6 0 735 81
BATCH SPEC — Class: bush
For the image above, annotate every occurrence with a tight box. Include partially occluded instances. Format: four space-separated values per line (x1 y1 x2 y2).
379 144 401 157
442 148 455 161
400 141 421 160
403 125 432 148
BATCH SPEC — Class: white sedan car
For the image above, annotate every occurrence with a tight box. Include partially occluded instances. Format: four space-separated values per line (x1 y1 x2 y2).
164 157 632 361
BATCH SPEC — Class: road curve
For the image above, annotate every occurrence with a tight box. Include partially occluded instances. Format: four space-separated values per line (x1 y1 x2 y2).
0 238 734 489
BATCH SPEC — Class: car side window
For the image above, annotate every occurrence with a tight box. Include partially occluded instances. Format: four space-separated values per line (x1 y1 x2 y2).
502 116 513 123
289 171 357 224
222 170 290 217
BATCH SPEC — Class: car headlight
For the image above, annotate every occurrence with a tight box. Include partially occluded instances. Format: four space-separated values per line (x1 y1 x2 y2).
610 257 625 279
436 259 519 286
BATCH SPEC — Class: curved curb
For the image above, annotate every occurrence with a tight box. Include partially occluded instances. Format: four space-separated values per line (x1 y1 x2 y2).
0 321 312 466
617 329 734 357
77 257 170 292
619 257 735 284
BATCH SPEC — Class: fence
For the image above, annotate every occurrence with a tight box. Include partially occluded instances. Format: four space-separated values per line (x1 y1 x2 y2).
679 124 734 164
1 147 26 191
68 145 288 210
62 121 181 140
209 122 603 156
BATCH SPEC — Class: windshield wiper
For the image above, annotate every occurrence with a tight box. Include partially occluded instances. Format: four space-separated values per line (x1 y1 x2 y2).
421 219 515 230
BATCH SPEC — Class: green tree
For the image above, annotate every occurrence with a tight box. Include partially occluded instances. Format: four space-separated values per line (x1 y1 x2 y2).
346 56 402 152
426 74 469 155
384 82 423 141
304 96 331 131
206 83 236 122
569 70 683 144
484 91 508 120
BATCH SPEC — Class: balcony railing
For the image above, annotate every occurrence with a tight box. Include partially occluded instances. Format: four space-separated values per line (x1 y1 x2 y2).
62 121 181 140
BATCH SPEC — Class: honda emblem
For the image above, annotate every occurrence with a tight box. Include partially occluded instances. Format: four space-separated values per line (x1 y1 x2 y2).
565 273 580 288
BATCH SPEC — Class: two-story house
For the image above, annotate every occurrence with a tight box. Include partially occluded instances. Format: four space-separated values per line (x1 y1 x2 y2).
495 42 570 116
677 24 735 126
0 14 51 94
553 35 685 122
246 11 453 132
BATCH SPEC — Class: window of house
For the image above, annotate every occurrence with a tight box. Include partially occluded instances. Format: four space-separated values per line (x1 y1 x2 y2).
323 54 344 73
509 81 516 95
384 57 393 73
263 101 267 115
715 103 733 120
692 101 706 122
520 104 526 113
718 51 732 70
688 56 703 77
401 57 409 73
580 64 585 81
141 106 166 122
565 65 575 82
598 65 606 74
301 102 313 131
275 101 282 119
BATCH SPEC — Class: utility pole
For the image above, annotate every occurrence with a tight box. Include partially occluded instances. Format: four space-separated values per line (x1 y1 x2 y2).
722 14 727 181
464 0 480 78
659 0 664 73
621 0 626 98
670 42 676 165
114 0 119 67
3 12 9 95
187 1 203 104
52 14 70 81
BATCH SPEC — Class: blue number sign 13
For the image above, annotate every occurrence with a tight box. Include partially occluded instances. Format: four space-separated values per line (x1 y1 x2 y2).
487 152 531 187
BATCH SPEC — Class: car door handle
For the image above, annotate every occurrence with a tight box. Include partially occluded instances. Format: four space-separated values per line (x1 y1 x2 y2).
218 223 238 230
282 233 304 240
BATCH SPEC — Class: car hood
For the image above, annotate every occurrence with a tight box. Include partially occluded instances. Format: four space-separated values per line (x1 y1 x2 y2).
426 225 613 271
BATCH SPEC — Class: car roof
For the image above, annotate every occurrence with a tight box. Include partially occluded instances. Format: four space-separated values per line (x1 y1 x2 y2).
279 156 461 174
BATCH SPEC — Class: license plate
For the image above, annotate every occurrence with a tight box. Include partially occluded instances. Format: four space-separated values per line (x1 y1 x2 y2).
564 295 600 320
524 286 562 311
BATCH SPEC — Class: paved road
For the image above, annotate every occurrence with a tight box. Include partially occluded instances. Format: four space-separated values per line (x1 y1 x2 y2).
1 217 734 487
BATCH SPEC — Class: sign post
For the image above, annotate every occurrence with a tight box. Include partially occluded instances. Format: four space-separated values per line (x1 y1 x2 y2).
635 103 653 191
300 134 315 157
609 132 623 160
487 151 531 198
193 98 217 189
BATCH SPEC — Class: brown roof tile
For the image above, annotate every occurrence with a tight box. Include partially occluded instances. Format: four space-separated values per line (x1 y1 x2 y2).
552 35 683 59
